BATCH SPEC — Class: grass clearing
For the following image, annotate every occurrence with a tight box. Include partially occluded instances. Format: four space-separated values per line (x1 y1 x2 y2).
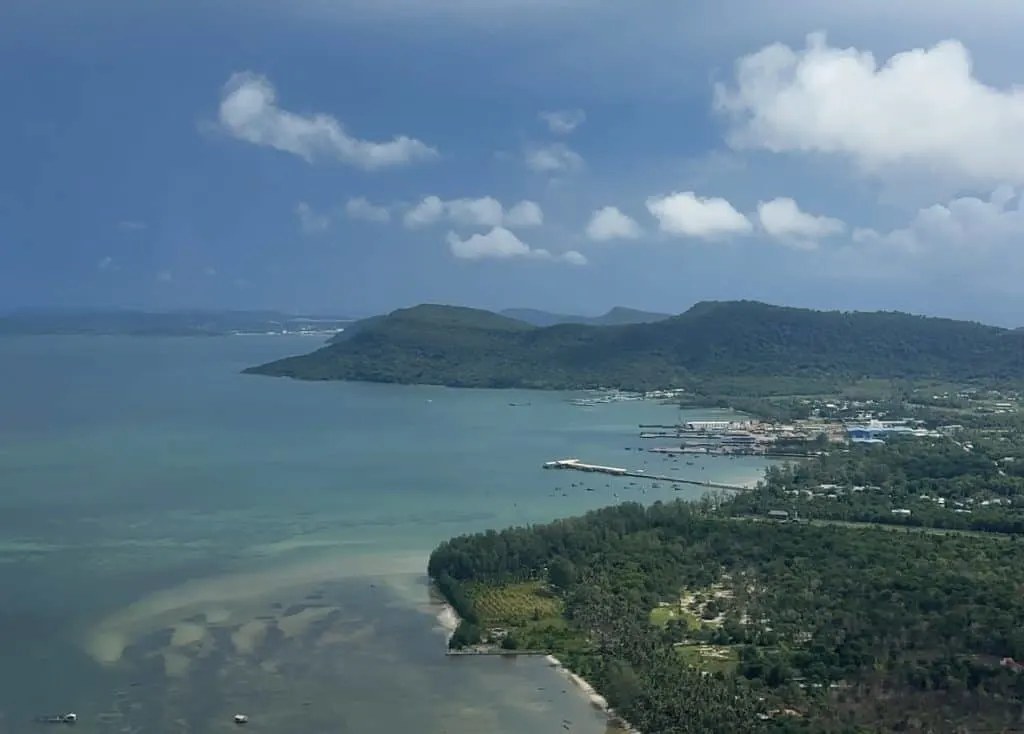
467 581 563 625
675 644 740 674
649 605 700 630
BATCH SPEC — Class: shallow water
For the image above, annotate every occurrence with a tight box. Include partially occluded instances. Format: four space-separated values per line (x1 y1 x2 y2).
0 336 767 733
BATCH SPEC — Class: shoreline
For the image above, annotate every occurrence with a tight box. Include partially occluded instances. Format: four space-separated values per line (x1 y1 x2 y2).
543 654 641 734
433 594 641 734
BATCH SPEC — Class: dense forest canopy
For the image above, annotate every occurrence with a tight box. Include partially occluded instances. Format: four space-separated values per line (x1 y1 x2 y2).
244 300 1024 389
429 501 1024 733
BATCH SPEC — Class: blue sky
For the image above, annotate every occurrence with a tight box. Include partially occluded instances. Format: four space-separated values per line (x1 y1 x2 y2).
4 0 1024 324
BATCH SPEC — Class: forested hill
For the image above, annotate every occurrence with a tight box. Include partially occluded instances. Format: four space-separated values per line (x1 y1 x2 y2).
243 300 1024 390
499 306 671 327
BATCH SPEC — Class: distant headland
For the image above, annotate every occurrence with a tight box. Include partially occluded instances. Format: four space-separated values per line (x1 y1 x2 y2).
0 309 353 337
242 300 1024 391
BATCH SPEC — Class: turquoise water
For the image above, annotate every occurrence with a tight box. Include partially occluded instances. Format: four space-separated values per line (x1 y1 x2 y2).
0 336 768 733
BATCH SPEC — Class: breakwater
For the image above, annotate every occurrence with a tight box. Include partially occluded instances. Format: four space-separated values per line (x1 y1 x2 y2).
542 458 748 491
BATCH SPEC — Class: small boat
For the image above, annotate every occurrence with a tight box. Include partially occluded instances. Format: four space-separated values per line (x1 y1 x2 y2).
233 714 249 725
35 713 76 725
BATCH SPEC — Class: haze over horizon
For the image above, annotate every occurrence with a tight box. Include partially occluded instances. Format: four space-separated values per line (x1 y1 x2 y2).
4 1 1024 325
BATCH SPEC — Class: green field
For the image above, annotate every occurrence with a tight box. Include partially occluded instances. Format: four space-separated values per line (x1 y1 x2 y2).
466 581 563 625
674 644 740 674
649 605 700 629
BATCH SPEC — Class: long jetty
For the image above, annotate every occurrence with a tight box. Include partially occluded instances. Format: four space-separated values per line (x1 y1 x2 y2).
542 458 748 491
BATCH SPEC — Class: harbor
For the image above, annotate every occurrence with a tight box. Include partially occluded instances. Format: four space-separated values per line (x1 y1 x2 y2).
542 459 750 491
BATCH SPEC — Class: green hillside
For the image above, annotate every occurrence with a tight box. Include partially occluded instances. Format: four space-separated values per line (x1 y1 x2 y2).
499 306 670 327
243 300 1024 390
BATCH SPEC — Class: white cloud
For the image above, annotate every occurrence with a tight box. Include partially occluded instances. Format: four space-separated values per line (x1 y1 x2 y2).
505 200 544 227
645 191 752 239
403 196 543 229
217 72 438 170
295 202 330 234
97 256 113 270
344 197 391 222
446 227 585 264
118 220 146 231
539 108 586 134
446 197 505 228
715 33 1024 185
757 197 845 249
585 206 642 241
853 186 1024 256
404 196 446 228
156 270 172 283
560 250 588 265
524 143 583 174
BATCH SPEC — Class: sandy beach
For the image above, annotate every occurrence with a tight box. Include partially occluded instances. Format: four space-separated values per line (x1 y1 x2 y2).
436 597 638 733
544 655 640 734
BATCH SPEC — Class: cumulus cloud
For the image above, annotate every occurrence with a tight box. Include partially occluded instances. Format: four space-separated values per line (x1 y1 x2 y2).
523 143 583 174
853 186 1024 256
404 196 446 228
646 192 752 239
715 33 1024 185
344 197 391 222
757 197 845 249
585 206 642 241
97 256 114 270
446 227 585 264
505 200 544 227
217 72 438 170
403 196 543 229
295 202 331 233
539 108 586 134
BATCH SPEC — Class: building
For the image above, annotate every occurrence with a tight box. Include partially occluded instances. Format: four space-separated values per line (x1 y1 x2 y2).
845 420 936 443
767 509 790 521
683 420 733 432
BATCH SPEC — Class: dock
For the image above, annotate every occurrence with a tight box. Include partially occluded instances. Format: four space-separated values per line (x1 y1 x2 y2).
543 458 748 491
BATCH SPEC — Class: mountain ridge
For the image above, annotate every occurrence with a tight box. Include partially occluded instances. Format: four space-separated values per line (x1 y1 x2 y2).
244 300 1024 390
499 306 671 327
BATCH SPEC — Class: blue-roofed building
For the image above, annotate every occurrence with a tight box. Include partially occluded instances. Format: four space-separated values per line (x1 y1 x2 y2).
845 420 935 443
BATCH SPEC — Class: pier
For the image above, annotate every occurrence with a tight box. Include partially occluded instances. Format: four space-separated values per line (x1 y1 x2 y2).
542 458 748 491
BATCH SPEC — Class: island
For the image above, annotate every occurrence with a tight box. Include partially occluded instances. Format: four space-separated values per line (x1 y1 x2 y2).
242 300 1024 391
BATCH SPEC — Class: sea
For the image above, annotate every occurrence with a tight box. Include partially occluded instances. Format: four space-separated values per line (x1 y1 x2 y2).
0 335 770 734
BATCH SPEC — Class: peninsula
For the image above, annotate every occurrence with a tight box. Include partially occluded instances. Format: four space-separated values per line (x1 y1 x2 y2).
430 496 1024 732
243 300 1024 390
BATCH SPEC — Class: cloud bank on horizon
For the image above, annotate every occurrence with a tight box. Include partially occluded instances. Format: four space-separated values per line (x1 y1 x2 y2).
4 0 1024 320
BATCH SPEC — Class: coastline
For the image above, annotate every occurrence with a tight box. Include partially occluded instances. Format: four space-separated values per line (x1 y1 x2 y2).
433 592 641 734
543 654 641 734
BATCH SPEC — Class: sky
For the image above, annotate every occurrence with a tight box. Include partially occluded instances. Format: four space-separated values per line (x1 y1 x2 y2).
3 0 1024 324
